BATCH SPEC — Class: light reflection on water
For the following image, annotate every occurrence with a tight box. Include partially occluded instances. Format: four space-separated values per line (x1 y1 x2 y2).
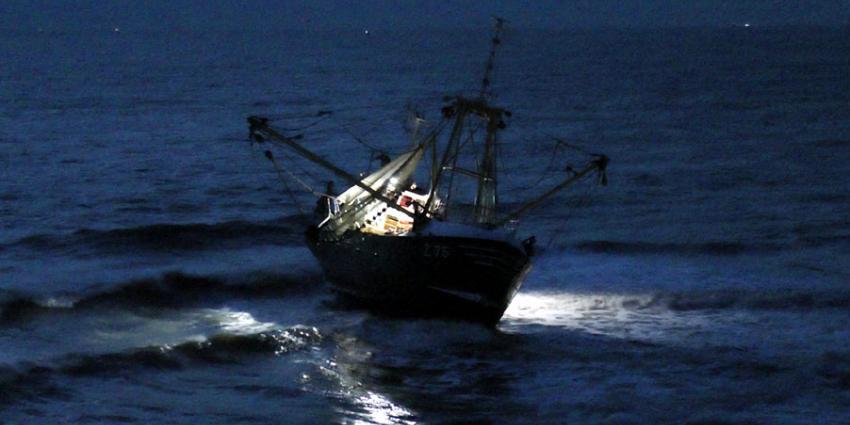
501 291 711 342
89 307 277 349
349 391 417 425
314 334 418 425
201 308 277 334
320 359 418 425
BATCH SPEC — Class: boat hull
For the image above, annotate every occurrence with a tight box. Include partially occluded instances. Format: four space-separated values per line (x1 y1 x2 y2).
305 227 531 325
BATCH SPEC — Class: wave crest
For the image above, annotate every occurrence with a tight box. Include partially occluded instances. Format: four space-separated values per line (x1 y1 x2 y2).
0 326 322 406
0 270 322 324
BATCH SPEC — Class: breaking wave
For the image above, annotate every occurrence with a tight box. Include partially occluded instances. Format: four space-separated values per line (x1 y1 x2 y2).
0 270 323 324
3 217 309 255
0 326 323 406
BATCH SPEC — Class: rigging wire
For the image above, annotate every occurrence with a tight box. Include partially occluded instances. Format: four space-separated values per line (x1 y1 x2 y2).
262 150 308 217
275 111 332 132
262 149 334 202
523 137 568 190
271 103 446 162
332 119 392 155
256 113 451 206
274 142 319 186
543 181 596 251
273 144 333 197
546 134 595 156
443 121 482 212
521 135 599 190
272 102 409 121
313 101 413 114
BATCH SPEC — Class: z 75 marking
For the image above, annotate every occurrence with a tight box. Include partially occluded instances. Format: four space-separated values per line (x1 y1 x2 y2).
423 244 451 259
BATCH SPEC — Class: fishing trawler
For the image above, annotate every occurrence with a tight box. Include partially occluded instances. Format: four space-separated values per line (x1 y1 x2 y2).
246 20 607 325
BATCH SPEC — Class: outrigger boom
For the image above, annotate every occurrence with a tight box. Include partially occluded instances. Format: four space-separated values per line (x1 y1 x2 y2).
248 111 607 230
248 115 416 220
495 155 608 227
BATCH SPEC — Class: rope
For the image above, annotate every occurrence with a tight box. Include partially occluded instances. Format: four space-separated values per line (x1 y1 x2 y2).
255 110 453 217
543 182 595 252
524 136 567 190
274 144 326 192
329 116 394 155
546 134 594 155
264 151 308 216
523 135 598 190
276 112 332 132
264 150 334 200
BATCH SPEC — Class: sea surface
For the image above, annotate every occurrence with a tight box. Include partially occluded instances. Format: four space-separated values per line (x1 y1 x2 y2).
1 26 849 424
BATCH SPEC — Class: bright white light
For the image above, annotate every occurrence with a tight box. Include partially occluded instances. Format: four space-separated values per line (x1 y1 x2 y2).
501 291 709 343
352 391 416 425
202 308 276 334
744 23 751 28
317 345 416 425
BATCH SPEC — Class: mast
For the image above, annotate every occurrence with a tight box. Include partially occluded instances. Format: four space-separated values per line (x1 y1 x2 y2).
473 106 501 225
478 17 504 100
473 17 505 225
425 18 507 226
424 102 468 217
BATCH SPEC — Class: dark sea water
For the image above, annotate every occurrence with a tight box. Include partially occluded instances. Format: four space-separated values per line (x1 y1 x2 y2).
1 26 850 424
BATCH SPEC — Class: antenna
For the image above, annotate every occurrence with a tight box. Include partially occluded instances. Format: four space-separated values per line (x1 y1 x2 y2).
478 17 505 100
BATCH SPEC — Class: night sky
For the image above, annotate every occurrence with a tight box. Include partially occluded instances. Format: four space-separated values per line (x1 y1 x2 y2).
2 0 849 32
